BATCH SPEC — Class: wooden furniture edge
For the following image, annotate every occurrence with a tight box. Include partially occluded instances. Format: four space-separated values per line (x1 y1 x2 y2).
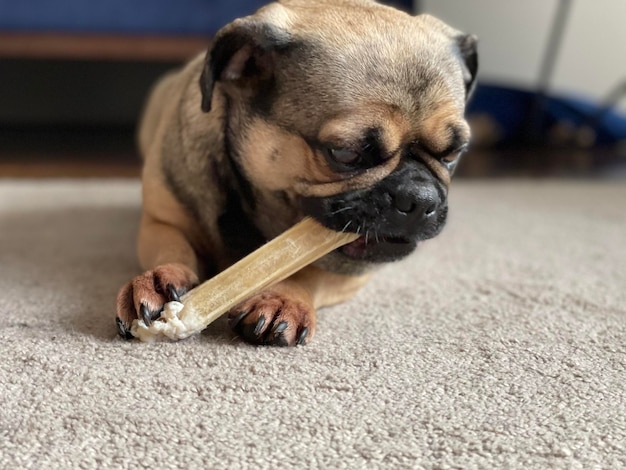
0 32 211 61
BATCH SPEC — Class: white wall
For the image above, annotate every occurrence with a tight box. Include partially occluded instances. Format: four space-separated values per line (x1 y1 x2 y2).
553 0 626 107
419 0 626 111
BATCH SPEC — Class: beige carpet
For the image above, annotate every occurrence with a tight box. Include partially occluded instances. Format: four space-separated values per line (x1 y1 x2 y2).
1 179 625 469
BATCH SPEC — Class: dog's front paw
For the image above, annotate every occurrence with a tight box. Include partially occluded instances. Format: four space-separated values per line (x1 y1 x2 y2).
228 291 316 347
115 263 199 339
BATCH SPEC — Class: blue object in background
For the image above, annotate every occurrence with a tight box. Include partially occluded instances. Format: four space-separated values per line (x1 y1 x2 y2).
0 0 269 35
468 84 626 145
0 0 414 35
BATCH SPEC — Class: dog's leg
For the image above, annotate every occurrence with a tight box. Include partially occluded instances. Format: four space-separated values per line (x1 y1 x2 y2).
228 265 370 346
115 216 201 339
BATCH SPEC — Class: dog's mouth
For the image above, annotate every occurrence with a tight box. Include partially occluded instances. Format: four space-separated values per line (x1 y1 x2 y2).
339 234 417 262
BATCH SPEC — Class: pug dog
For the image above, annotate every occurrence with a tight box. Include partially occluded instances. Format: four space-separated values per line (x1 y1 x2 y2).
116 0 478 346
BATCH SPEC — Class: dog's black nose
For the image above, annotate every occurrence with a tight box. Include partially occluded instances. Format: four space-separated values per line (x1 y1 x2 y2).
390 182 441 221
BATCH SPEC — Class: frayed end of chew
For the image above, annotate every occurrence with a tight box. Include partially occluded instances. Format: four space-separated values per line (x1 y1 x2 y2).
131 301 198 342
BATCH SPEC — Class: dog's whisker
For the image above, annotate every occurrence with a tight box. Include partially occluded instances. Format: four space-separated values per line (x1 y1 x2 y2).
374 228 380 244
341 220 353 233
331 206 353 216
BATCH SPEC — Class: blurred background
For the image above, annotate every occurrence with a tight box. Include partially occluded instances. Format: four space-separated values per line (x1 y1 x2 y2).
0 0 624 178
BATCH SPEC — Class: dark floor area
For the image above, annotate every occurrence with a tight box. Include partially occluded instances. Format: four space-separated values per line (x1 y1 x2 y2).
0 126 140 177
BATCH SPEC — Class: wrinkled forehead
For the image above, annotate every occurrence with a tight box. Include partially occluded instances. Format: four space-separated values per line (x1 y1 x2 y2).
272 25 466 134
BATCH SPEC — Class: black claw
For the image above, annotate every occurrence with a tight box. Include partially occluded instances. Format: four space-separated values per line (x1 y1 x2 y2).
140 304 152 326
168 285 180 302
296 327 309 346
167 284 182 302
274 322 288 335
116 318 134 340
140 304 162 326
253 317 266 337
261 322 289 347
228 311 248 330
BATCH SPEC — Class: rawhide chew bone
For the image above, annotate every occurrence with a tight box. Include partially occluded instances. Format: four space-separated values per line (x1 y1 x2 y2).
130 217 359 342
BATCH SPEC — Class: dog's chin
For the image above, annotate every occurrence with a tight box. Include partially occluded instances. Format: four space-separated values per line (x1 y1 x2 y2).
339 235 418 263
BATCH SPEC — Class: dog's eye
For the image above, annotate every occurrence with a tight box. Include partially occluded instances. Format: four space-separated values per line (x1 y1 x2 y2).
441 144 469 168
442 153 459 164
327 148 361 165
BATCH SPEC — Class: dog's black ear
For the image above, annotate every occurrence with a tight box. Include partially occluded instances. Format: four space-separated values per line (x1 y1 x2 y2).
457 34 478 99
199 18 291 112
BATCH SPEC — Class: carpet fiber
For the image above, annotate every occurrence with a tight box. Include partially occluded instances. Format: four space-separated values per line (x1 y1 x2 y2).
1 179 625 469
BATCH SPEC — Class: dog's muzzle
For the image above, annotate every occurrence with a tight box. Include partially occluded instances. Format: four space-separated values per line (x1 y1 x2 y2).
302 160 448 262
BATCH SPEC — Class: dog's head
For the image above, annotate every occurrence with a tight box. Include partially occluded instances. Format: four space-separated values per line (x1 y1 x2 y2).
200 0 477 270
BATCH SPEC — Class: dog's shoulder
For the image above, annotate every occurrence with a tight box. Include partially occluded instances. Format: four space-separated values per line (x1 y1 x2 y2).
139 53 234 265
